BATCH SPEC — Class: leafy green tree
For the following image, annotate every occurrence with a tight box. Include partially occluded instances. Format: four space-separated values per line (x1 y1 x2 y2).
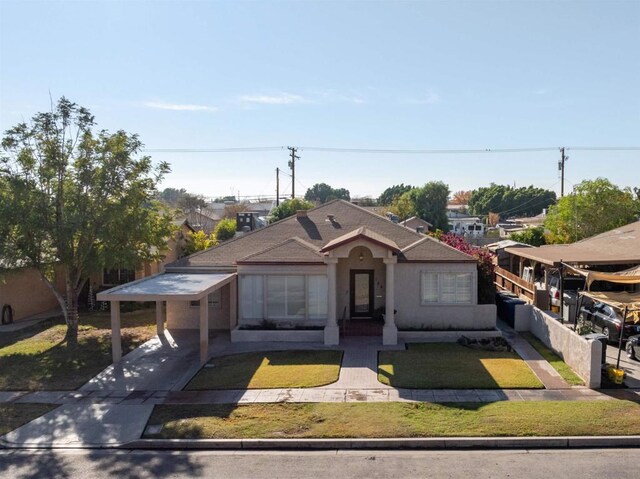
158 187 186 206
304 183 350 204
388 191 416 222
377 184 413 206
509 227 547 247
214 218 237 242
269 198 314 222
183 230 218 256
410 181 450 231
0 97 171 342
468 184 556 219
178 192 206 212
544 178 639 244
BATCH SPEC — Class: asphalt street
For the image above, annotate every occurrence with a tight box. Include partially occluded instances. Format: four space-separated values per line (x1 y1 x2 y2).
0 448 637 479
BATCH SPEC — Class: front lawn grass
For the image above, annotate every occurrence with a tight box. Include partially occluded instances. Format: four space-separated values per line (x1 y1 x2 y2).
378 343 544 389
145 400 640 439
186 350 343 390
521 332 585 386
0 404 57 435
0 309 157 391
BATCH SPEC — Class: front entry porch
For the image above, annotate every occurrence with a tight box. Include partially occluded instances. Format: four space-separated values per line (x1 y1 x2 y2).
320 228 400 346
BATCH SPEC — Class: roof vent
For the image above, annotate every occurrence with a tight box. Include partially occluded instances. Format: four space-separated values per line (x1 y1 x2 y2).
327 214 335 222
296 210 308 218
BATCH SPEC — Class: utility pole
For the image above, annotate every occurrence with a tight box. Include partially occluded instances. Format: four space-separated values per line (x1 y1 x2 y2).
287 146 299 199
276 168 280 206
559 147 568 197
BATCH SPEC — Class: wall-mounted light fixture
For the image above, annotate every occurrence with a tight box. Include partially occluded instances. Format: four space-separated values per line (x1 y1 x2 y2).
359 252 364 262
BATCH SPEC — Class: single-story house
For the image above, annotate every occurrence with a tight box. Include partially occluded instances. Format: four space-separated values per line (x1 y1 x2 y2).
98 200 495 363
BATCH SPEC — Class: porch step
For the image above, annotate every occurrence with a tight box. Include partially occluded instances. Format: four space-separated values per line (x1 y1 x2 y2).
342 318 383 337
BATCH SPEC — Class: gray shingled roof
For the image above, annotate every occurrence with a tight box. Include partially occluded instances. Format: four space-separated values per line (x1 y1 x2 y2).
167 200 475 269
238 237 324 264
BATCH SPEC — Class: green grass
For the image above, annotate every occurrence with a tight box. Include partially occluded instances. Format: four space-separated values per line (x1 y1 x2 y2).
0 309 157 391
0 404 57 435
145 401 640 439
186 350 343 390
521 332 585 386
378 343 544 389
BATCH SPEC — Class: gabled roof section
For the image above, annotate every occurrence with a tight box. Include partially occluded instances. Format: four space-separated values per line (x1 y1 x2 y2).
319 226 400 253
237 237 324 264
167 200 475 269
400 236 476 262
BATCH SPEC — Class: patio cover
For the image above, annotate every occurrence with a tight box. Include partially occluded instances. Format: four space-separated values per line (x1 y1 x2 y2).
580 291 640 313
97 273 236 364
564 264 640 290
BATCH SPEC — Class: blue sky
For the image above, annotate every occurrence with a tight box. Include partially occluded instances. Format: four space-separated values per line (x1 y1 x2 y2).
1 0 638 200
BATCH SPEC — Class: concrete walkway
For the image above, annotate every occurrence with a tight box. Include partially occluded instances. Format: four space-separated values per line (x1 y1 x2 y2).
498 321 571 390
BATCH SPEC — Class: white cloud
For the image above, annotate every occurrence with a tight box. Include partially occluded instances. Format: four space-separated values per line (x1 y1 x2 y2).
400 89 441 105
143 101 218 112
237 93 308 105
534 88 549 95
315 89 366 104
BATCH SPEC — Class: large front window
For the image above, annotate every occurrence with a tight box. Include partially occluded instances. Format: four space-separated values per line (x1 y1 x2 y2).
240 274 328 320
421 272 473 304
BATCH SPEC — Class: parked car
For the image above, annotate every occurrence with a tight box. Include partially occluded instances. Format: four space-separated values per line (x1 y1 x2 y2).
626 335 640 360
548 274 585 308
579 300 640 343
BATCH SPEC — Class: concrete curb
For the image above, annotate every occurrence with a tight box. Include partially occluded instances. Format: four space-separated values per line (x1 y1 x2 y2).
121 436 640 450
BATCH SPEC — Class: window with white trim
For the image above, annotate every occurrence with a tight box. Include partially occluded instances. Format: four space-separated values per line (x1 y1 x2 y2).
239 275 263 319
239 274 328 320
421 272 473 304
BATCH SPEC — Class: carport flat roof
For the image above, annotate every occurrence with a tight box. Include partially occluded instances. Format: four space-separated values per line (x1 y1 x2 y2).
96 273 236 302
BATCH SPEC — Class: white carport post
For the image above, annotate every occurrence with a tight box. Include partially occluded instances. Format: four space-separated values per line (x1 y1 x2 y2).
111 301 122 363
383 256 398 345
156 300 164 336
199 296 209 364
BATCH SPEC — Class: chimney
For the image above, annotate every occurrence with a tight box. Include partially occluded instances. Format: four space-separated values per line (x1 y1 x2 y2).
327 214 335 222
296 210 308 219
416 226 425 234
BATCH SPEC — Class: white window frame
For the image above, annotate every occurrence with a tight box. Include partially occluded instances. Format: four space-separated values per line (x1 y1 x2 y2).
420 270 474 305
239 274 328 321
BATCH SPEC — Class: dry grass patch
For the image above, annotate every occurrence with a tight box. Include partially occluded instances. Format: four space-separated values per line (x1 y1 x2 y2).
146 401 640 439
0 404 57 435
379 343 544 389
0 309 157 391
186 350 343 390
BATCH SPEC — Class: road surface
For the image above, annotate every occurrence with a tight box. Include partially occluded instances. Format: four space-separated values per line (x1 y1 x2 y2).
0 448 636 478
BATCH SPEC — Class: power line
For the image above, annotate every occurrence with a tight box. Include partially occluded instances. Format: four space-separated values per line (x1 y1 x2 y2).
143 146 283 153
143 145 640 154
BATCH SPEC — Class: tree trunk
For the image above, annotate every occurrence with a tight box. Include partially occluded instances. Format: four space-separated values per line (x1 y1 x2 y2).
64 281 80 347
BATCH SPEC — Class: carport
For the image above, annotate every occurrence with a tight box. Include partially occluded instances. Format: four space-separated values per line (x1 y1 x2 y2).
96 273 236 365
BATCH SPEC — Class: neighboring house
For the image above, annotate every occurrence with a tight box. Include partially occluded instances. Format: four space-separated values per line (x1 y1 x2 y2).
400 216 432 234
93 218 194 291
185 208 222 235
447 211 485 237
0 264 65 323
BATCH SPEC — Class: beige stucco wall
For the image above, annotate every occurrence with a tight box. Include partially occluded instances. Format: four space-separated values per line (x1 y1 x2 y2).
393 262 495 330
166 282 232 330
514 304 601 388
0 267 64 322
